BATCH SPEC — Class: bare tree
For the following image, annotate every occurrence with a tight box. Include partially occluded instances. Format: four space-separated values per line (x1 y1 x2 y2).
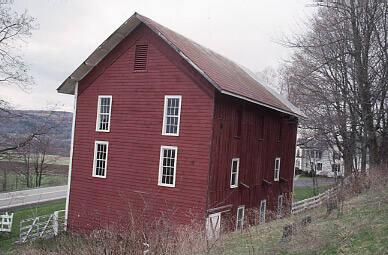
0 0 35 86
13 135 56 188
32 136 54 187
280 0 388 175
0 0 38 154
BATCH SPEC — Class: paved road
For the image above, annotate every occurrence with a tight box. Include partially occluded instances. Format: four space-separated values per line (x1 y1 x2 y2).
0 185 67 211
294 176 335 188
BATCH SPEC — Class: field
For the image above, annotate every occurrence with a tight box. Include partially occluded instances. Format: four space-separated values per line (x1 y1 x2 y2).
0 160 68 193
0 199 66 253
293 185 331 201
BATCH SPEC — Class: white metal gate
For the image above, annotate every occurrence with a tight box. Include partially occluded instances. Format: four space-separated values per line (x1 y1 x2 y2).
0 212 13 232
19 210 65 243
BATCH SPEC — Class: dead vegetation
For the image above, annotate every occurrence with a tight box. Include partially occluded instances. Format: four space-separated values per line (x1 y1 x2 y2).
10 168 388 255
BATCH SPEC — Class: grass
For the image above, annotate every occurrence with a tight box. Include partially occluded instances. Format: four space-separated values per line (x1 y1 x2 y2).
0 199 66 253
219 182 388 254
0 155 69 166
293 185 331 201
0 173 67 193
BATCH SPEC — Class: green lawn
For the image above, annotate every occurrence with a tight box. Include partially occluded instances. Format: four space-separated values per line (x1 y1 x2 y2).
0 199 66 253
293 185 331 201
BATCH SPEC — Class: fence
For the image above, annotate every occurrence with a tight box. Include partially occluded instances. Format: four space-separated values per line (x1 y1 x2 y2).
19 210 66 243
291 187 337 214
0 212 13 232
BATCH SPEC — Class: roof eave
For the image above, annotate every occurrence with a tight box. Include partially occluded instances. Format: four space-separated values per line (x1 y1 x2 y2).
57 14 142 95
221 90 305 119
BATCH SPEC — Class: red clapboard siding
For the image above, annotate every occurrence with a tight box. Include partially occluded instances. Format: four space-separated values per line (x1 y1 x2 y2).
68 24 215 231
207 93 297 217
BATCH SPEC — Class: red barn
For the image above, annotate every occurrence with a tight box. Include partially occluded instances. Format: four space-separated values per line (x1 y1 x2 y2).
57 13 303 236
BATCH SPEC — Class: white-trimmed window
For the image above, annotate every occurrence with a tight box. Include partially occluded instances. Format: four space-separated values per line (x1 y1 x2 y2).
259 199 267 224
92 141 109 178
230 158 240 188
277 194 284 218
274 157 281 181
158 146 178 187
96 96 112 132
162 95 182 136
236 205 245 231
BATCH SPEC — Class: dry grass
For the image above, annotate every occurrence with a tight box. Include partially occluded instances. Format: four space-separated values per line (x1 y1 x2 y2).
11 168 388 255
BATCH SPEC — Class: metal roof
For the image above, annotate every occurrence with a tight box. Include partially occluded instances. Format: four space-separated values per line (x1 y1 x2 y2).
57 12 304 118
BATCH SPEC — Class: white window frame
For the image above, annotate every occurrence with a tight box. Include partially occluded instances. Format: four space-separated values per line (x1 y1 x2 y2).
95 95 112 132
92 140 109 178
162 95 182 136
277 194 284 218
230 158 240 188
158 145 178 188
236 205 245 231
274 157 281 181
259 199 267 224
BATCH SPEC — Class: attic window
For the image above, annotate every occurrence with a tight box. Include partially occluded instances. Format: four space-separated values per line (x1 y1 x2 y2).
134 44 148 71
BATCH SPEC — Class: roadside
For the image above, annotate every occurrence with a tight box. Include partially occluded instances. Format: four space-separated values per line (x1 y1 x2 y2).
0 185 67 211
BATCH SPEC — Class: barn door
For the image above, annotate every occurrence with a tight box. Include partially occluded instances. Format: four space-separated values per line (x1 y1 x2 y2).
206 212 221 239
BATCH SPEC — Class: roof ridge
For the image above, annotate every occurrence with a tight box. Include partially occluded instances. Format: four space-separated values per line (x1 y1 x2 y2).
58 12 304 118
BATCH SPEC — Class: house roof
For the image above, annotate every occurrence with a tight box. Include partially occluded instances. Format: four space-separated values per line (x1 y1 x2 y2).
57 12 304 118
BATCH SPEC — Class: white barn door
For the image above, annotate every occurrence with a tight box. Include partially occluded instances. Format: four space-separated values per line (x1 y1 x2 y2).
206 212 221 239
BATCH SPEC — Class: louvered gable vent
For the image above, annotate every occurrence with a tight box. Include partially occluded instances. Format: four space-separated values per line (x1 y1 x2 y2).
134 44 148 71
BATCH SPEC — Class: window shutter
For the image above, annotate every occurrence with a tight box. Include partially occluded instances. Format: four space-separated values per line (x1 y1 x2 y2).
134 44 148 71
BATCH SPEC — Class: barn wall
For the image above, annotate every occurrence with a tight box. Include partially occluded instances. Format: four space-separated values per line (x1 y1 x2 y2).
68 24 215 232
207 93 297 222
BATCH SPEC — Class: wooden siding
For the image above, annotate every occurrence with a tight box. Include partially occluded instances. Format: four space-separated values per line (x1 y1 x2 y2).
207 93 297 220
68 24 215 231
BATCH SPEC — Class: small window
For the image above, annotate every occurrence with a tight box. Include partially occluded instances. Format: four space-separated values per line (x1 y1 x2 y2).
332 163 340 172
236 206 245 231
92 141 109 178
158 146 178 187
316 162 323 171
230 158 240 188
162 96 182 136
274 157 281 181
134 44 148 71
96 96 112 132
259 200 266 224
277 195 284 218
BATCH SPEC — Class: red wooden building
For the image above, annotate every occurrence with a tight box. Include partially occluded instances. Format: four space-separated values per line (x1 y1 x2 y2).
58 13 303 236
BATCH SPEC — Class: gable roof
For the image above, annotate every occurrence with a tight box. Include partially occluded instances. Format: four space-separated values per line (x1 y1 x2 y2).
57 12 304 118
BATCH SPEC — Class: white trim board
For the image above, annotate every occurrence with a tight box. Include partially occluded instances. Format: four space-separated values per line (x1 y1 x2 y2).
65 82 78 228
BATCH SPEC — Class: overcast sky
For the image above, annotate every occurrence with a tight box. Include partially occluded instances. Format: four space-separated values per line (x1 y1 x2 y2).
2 0 314 112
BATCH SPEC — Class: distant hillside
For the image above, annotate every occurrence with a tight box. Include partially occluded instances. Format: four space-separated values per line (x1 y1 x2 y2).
0 110 72 156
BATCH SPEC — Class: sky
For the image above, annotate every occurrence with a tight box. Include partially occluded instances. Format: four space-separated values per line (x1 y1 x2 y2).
2 0 315 112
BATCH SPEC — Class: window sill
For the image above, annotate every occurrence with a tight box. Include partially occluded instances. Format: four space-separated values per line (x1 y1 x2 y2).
92 175 107 179
158 183 176 188
161 133 180 137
